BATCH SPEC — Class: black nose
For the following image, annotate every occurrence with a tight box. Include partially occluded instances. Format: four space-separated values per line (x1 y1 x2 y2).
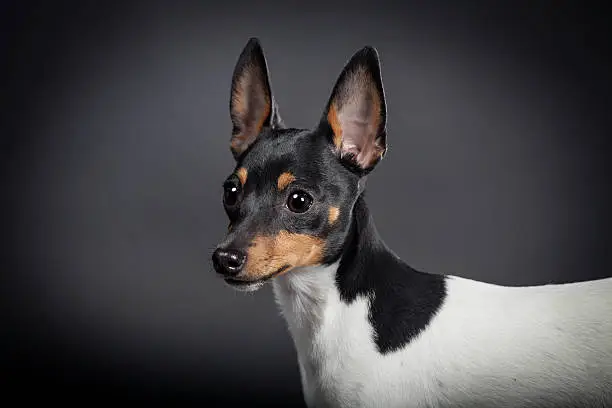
212 248 246 277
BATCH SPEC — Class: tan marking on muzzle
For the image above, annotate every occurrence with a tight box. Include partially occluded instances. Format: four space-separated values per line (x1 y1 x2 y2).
236 167 248 186
277 172 296 191
328 206 340 225
244 230 325 279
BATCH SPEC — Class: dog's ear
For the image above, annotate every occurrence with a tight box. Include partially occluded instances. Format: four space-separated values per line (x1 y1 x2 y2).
319 46 387 174
229 38 282 160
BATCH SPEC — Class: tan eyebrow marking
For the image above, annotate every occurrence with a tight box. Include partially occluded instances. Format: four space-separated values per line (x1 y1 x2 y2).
328 207 340 225
236 167 248 185
277 172 296 191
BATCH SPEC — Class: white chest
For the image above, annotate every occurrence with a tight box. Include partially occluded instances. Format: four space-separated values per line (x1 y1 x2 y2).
273 265 612 408
273 264 442 408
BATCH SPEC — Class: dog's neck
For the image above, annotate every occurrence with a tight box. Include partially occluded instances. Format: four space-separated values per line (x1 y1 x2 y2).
273 262 338 344
272 193 447 356
272 194 387 342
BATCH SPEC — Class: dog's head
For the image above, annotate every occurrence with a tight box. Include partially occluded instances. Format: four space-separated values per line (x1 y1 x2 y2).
212 38 387 291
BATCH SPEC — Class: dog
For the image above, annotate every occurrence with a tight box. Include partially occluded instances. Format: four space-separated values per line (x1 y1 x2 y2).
212 38 612 408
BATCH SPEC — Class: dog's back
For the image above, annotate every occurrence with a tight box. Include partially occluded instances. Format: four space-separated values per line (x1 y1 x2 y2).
276 268 612 408
416 275 612 407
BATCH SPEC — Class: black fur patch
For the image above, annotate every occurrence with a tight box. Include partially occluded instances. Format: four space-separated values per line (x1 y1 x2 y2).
335 194 447 354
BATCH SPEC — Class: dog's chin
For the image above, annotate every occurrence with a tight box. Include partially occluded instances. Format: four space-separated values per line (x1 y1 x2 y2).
222 265 291 292
223 277 266 292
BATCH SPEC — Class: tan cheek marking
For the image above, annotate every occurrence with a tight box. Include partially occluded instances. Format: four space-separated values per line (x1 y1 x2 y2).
328 207 340 225
277 172 296 191
244 230 325 279
236 167 248 186
327 103 343 150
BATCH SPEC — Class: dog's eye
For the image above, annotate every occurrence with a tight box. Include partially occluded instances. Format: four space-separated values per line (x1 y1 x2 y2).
287 190 313 213
223 181 241 207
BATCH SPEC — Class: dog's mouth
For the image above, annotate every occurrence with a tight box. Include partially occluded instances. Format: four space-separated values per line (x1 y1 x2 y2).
223 264 291 291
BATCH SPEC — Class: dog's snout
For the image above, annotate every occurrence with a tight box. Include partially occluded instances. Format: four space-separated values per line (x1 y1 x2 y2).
213 248 246 276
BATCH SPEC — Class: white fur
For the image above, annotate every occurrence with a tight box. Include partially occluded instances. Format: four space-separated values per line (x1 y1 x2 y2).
272 263 612 407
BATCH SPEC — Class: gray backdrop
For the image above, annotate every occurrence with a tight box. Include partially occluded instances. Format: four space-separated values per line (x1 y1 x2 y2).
2 1 611 406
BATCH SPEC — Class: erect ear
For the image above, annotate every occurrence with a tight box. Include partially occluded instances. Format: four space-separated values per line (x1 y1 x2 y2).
229 38 282 160
319 46 387 174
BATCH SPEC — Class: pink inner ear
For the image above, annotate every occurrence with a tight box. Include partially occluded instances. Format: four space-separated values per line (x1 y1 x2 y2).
335 85 384 169
230 64 271 155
